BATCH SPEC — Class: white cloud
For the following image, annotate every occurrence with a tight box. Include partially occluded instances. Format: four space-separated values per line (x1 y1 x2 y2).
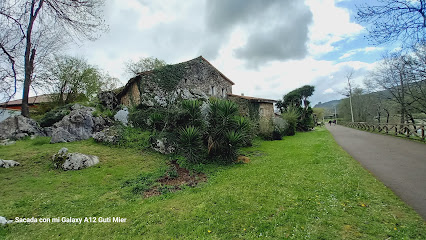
63 0 381 106
339 46 384 60
323 88 334 94
306 0 364 56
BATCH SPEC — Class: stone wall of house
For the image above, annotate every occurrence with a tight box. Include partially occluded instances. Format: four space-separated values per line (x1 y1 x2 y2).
228 95 275 138
120 80 142 106
258 103 274 120
176 57 233 99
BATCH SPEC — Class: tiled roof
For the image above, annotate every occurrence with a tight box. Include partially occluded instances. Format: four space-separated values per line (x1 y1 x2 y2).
0 94 53 106
228 94 277 103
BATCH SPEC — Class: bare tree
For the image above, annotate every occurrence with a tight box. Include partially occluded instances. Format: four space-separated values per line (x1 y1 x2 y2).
346 71 355 122
356 0 426 47
369 52 413 124
338 70 356 122
0 0 107 117
402 45 426 114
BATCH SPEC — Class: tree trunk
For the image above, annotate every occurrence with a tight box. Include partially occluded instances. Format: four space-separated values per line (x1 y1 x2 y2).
399 72 406 125
21 0 44 117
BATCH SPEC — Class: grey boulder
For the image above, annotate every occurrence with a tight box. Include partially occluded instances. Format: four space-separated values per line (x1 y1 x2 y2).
0 159 20 168
152 137 175 154
114 107 128 126
52 147 99 171
0 115 46 140
98 91 118 110
50 104 109 143
93 126 122 144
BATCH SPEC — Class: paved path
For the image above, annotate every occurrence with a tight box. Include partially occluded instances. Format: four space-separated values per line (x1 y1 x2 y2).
326 124 426 220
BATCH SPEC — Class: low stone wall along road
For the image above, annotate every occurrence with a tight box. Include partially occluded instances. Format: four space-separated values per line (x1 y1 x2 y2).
326 124 426 220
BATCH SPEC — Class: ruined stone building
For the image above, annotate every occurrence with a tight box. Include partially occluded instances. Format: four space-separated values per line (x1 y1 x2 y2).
117 56 275 125
117 56 234 107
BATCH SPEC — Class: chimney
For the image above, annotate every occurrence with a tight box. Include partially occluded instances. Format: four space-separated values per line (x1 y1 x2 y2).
241 93 244 96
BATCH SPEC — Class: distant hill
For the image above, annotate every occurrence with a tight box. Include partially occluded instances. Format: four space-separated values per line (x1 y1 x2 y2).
314 100 341 109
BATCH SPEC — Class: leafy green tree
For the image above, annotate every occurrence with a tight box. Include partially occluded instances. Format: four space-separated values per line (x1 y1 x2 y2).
43 55 107 104
279 85 315 131
124 57 167 76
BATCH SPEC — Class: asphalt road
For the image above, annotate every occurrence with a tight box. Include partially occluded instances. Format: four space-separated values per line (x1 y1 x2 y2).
326 124 426 220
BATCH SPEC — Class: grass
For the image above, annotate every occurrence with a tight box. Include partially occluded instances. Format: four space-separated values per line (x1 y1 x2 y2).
0 129 425 239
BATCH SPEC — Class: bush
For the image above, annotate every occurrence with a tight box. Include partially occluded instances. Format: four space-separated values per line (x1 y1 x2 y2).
92 108 115 119
39 104 73 127
282 107 300 136
181 99 203 127
177 126 205 164
207 99 251 163
272 117 288 140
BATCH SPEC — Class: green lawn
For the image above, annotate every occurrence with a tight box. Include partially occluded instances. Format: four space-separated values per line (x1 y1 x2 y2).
0 128 425 239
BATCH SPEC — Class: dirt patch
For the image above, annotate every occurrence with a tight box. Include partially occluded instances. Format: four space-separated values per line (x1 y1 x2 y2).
143 160 207 198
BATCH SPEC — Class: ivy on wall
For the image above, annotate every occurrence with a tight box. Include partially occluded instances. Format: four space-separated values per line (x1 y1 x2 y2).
152 63 186 92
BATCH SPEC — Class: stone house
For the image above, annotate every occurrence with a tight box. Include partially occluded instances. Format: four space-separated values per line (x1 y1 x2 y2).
227 94 277 136
117 56 234 107
117 56 275 127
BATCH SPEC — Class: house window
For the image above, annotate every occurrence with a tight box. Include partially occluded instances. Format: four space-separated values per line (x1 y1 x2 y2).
222 88 225 97
210 86 216 95
259 107 264 116
184 79 188 84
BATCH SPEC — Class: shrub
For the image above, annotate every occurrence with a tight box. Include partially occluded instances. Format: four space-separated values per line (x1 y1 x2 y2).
207 99 251 163
272 117 289 140
39 104 73 127
282 107 300 136
149 112 165 131
221 130 244 163
181 99 203 127
234 116 254 145
177 126 204 164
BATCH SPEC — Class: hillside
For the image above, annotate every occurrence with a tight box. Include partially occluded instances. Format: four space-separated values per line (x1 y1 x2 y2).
314 99 341 109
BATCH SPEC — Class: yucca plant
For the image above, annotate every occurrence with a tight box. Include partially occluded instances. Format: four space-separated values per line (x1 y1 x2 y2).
149 112 165 131
207 99 237 155
177 126 204 164
206 99 250 163
221 130 244 163
181 99 203 127
233 116 253 146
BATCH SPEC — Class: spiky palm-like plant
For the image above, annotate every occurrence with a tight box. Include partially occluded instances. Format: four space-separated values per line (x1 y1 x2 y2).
181 99 203 127
177 126 204 163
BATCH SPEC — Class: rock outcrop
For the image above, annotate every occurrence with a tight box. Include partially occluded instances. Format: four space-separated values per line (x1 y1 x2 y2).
98 91 119 110
152 137 175 154
93 126 122 144
50 104 110 143
0 159 20 168
52 148 99 171
0 115 46 140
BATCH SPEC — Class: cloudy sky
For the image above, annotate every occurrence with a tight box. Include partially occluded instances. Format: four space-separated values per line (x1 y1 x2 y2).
69 0 394 105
